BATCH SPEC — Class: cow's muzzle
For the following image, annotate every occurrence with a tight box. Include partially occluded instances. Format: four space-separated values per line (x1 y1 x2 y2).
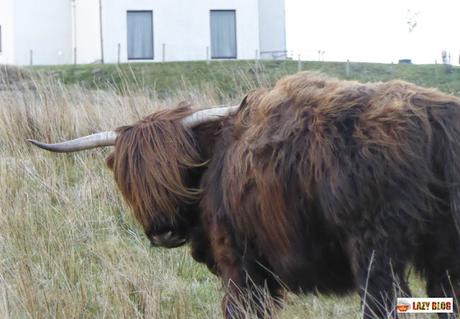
149 230 187 248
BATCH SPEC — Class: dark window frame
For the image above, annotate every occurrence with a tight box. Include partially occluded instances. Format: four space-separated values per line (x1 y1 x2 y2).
210 9 237 59
127 10 154 60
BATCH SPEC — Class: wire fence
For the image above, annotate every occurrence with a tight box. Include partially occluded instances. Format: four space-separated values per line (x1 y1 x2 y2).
20 45 460 68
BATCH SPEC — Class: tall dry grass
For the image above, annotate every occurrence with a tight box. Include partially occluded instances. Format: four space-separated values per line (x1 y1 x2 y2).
0 66 431 319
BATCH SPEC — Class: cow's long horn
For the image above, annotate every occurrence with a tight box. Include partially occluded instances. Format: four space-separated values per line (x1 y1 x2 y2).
27 131 117 153
27 105 238 153
182 105 239 127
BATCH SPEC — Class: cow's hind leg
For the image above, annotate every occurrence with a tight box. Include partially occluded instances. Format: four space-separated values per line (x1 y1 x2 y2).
351 236 410 319
426 271 459 319
421 219 460 319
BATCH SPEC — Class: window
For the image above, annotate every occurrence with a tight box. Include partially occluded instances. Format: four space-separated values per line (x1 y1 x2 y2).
127 11 153 60
210 10 236 59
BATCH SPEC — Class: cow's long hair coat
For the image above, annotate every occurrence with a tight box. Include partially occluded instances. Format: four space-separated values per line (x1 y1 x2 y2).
107 72 460 318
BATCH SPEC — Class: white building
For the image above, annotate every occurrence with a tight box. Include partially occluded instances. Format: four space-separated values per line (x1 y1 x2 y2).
0 0 286 65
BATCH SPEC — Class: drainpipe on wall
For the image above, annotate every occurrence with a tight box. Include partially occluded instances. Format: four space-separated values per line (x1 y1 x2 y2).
99 0 104 64
71 0 77 65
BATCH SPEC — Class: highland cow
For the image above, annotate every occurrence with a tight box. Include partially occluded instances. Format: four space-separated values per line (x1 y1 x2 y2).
29 72 460 319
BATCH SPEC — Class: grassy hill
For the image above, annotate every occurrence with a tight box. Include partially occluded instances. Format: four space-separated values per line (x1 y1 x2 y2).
31 60 460 100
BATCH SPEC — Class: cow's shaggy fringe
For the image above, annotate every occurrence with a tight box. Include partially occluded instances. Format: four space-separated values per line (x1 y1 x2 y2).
106 104 203 231
108 72 460 318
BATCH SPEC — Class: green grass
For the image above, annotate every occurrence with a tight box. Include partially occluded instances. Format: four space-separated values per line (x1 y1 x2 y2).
31 60 460 99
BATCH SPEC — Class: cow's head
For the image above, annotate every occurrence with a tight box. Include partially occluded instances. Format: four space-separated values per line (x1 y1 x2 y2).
28 105 237 248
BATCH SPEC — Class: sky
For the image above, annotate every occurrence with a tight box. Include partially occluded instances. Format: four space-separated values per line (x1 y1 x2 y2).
285 0 460 64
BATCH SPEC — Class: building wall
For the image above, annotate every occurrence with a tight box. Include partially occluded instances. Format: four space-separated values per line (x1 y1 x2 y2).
101 0 260 63
258 0 286 59
12 0 73 65
74 0 101 64
2 0 284 65
0 0 15 64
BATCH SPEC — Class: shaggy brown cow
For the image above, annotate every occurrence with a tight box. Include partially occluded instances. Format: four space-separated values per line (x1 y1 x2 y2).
29 72 460 319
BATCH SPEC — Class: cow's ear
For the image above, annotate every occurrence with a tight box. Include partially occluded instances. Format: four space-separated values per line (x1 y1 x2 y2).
106 152 115 170
239 94 249 110
237 89 267 113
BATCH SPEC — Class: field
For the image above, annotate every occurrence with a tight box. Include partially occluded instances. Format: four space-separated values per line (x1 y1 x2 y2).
1 61 458 318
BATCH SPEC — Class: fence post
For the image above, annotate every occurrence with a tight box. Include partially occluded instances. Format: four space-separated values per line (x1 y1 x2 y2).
30 50 33 66
206 46 210 64
74 47 77 65
162 43 166 62
346 59 351 77
297 54 302 72
117 43 121 64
